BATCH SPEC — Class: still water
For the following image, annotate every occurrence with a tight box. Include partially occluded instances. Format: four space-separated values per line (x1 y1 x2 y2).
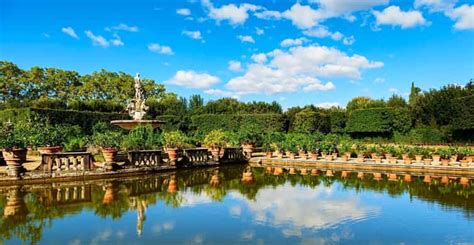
1 165 473 244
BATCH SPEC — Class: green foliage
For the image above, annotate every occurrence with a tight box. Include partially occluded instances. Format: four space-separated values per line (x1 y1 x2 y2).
393 127 446 144
162 131 188 149
262 132 285 151
122 125 161 150
0 108 128 134
292 109 330 134
346 108 393 134
203 129 228 148
451 95 474 130
0 120 37 149
387 95 407 108
329 111 347 134
92 131 124 149
64 136 89 151
191 113 286 135
155 115 190 132
236 123 264 145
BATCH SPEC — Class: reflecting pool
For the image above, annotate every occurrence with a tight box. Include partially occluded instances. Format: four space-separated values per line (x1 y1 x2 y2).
1 165 473 244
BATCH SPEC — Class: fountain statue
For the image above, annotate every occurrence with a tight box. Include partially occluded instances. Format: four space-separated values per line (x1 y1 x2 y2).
111 73 164 130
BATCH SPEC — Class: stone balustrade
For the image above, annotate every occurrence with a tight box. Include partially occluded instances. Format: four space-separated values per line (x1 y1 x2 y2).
221 147 246 163
182 148 210 166
127 150 162 167
41 152 93 172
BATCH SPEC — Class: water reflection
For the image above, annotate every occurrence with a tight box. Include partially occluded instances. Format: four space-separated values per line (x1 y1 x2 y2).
0 165 473 244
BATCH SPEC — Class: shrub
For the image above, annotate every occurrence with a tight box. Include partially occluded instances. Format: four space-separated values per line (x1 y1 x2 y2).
191 114 287 135
92 131 124 149
203 129 228 148
329 111 347 134
292 109 330 134
64 136 89 151
394 127 446 144
122 125 161 150
0 121 37 149
162 131 188 149
236 123 264 145
346 108 393 135
262 132 285 151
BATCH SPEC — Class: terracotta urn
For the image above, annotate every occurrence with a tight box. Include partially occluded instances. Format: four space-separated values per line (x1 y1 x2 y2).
102 148 118 163
321 152 327 158
441 176 449 184
432 154 441 162
310 152 318 160
373 173 382 181
167 177 178 193
166 148 178 162
404 158 412 165
388 173 397 181
273 167 283 176
2 148 27 178
389 157 398 164
210 172 220 186
423 175 432 184
3 187 27 219
357 172 364 179
356 156 365 163
242 143 255 157
450 155 458 162
102 184 117 204
415 155 423 162
289 168 296 175
209 147 221 161
341 155 349 162
325 155 334 161
326 170 333 177
403 174 412 182
300 168 308 175
384 153 392 159
424 159 432 165
441 159 450 166
298 150 306 160
344 152 352 159
460 160 469 167
277 151 283 159
374 157 382 164
266 166 273 173
288 152 296 160
341 171 348 178
460 177 470 186
241 171 254 183
311 169 318 176
265 151 273 158
37 146 62 154
401 153 409 160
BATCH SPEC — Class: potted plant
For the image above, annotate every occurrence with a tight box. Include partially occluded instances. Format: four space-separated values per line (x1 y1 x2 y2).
355 143 367 162
384 145 398 164
283 134 297 159
399 145 410 160
0 121 35 178
92 130 124 168
35 123 65 154
64 136 89 152
293 133 308 160
308 140 321 160
162 130 188 162
431 148 441 162
237 124 262 157
337 141 351 161
448 146 459 163
411 146 425 163
438 147 451 166
459 146 473 166
203 129 228 161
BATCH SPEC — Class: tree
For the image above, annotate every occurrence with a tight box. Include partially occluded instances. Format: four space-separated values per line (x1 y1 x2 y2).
409 82 421 106
189 94 204 114
387 95 407 108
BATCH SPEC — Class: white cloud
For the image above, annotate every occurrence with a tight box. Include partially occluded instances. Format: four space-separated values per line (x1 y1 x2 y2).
373 6 428 29
177 8 191 16
303 81 335 92
254 10 282 20
204 89 240 98
110 34 124 46
165 70 220 89
374 77 385 83
202 0 260 25
303 26 343 40
225 45 382 95
343 35 355 45
228 60 242 71
110 23 138 32
280 37 309 47
414 0 456 12
61 27 78 39
182 30 203 40
314 0 389 17
315 102 340 108
389 87 399 93
237 35 255 43
148 43 174 55
85 31 109 47
282 3 323 29
251 53 267 63
446 4 474 30
255 27 264 35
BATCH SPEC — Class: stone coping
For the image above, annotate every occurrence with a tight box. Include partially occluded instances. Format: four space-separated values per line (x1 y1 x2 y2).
249 156 474 177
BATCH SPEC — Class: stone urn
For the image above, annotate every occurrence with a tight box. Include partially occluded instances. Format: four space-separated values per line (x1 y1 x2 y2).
265 151 273 158
102 148 118 171
242 143 255 158
167 148 178 162
404 158 412 165
288 152 296 160
3 187 28 219
38 146 62 154
415 155 423 162
2 148 27 178
209 147 221 161
424 159 432 165
298 150 307 160
441 159 450 166
460 159 469 167
310 152 318 160
432 154 441 162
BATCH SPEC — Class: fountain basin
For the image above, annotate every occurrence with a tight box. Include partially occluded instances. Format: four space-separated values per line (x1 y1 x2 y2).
111 120 164 130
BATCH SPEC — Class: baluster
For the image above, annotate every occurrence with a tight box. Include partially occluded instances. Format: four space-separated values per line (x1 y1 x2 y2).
73 186 78 200
81 186 85 199
65 187 70 201
56 188 62 201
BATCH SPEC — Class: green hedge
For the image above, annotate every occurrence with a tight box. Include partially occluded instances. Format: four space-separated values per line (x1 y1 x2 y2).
329 111 347 134
0 108 128 134
156 115 191 132
346 107 411 136
292 110 330 134
452 95 474 130
191 114 287 134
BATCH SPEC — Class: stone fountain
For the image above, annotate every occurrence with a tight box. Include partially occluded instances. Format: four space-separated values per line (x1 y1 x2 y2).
111 73 164 130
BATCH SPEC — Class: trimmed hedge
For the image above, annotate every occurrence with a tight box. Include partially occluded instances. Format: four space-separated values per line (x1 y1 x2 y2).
452 95 474 130
156 115 191 132
292 110 330 134
0 108 128 134
191 113 287 134
329 111 347 134
346 107 411 136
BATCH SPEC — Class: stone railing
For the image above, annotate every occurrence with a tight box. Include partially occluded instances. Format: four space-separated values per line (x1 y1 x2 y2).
127 150 162 167
182 148 210 166
41 152 93 172
221 147 246 163
48 185 92 204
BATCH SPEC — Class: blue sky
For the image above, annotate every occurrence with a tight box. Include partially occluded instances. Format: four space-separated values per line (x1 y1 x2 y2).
1 0 473 109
